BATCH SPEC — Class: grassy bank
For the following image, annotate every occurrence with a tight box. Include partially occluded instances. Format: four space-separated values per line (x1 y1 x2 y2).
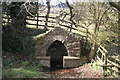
2 52 51 78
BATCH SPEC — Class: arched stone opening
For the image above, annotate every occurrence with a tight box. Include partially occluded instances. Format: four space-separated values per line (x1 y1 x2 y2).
46 40 68 69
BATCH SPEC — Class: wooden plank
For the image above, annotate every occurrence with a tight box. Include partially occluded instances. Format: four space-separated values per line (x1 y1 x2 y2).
3 16 55 20
26 23 54 28
2 17 11 19
107 67 120 73
26 18 56 23
35 15 55 19
96 56 104 64
96 48 100 53
107 60 120 68
59 24 87 34
112 72 119 78
107 69 112 74
109 57 120 65
98 64 114 67
2 21 7 23
98 47 106 56
110 56 120 62
113 53 120 56
107 69 119 78
58 19 72 24
100 45 108 53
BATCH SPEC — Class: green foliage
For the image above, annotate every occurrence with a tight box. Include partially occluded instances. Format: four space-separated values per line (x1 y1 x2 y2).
2 23 47 57
2 2 35 18
2 2 41 58
2 54 50 78
2 29 35 57
3 60 12 67
21 61 29 67
21 36 35 57
3 67 48 78
90 60 113 78
91 60 103 71
103 71 113 77
72 2 119 46
108 57 117 63
80 37 91 56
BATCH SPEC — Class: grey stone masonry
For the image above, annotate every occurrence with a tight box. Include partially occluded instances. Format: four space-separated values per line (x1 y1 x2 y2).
34 27 81 57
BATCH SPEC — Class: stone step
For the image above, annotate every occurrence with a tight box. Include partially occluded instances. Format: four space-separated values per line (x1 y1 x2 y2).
35 56 80 60
34 56 88 68
63 56 80 60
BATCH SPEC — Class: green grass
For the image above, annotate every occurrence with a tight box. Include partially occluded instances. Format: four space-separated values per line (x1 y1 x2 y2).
2 53 51 78
90 60 114 78
3 62 50 78
3 68 43 78
90 61 103 71
3 66 51 78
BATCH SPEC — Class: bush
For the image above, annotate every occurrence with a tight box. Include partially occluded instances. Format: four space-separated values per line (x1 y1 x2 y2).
2 25 48 58
2 25 35 57
80 37 91 56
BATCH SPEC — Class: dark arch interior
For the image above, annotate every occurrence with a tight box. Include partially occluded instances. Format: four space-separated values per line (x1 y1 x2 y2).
46 40 68 69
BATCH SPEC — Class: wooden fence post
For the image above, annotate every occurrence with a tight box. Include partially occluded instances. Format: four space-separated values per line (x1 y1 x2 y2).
36 1 39 29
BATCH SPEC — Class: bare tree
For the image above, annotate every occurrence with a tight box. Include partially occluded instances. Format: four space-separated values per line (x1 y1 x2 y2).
66 0 77 32
70 2 114 60
45 0 51 30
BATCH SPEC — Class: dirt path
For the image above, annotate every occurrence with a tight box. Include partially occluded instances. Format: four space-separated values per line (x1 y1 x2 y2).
49 64 104 78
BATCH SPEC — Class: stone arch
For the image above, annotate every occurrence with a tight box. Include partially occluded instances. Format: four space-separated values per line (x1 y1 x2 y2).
46 40 68 69
46 40 68 56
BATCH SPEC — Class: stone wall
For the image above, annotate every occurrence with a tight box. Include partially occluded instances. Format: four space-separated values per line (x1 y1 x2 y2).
34 27 81 58
36 56 88 68
66 34 81 57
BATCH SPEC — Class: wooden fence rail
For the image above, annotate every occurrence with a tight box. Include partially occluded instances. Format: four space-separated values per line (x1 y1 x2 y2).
2 15 92 38
96 45 120 78
3 13 119 78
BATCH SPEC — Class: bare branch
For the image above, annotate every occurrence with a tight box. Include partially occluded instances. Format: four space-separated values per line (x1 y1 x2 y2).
45 0 51 30
99 6 111 26
66 0 77 33
109 2 120 11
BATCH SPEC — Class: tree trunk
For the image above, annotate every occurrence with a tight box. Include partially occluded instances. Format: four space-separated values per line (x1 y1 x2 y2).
45 1 50 30
36 2 39 29
89 21 99 60
118 11 120 54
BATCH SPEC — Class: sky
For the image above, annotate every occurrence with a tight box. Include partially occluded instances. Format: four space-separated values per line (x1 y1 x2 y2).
39 0 74 5
39 0 120 5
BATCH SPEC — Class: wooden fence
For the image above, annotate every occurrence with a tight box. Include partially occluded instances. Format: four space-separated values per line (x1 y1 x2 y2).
2 12 119 78
2 13 92 39
96 45 120 78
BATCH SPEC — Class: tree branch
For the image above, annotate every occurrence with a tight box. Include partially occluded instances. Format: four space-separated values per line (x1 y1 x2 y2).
45 0 51 30
66 0 77 30
109 2 120 11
